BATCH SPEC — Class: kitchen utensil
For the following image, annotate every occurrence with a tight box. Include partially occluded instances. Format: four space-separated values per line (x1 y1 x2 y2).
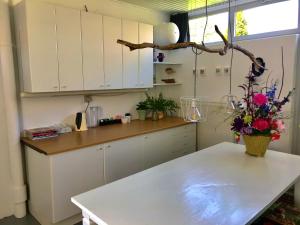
75 112 88 131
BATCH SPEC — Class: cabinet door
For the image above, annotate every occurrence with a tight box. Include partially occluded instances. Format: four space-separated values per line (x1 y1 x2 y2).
103 16 123 89
122 20 139 88
56 6 83 91
105 137 144 183
143 129 174 169
81 12 105 90
139 23 153 88
26 1 59 92
51 145 105 223
170 124 196 159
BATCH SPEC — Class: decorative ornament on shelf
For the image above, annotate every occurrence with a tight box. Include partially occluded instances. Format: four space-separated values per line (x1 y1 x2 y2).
231 47 294 157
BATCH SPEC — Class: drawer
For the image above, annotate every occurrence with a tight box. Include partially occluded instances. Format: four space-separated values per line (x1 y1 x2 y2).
171 124 196 137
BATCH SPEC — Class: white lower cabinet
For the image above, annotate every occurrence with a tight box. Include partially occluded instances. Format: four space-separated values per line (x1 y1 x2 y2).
105 136 144 182
26 145 105 225
26 124 195 224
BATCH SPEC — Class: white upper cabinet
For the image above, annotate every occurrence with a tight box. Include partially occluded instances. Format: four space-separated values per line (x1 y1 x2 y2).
14 1 154 93
56 6 83 91
139 23 153 88
122 20 139 89
81 12 105 90
103 16 123 89
15 1 59 92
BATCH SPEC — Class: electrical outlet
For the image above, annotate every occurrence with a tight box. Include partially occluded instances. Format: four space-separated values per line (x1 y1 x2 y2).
223 66 230 74
199 68 206 76
193 68 197 75
84 95 92 103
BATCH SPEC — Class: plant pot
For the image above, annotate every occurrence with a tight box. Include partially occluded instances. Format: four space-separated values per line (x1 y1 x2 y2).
137 110 146 120
243 135 271 157
152 111 159 121
158 111 164 120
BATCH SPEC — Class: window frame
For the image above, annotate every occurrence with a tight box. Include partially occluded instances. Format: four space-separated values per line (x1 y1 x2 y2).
189 9 230 45
188 0 300 44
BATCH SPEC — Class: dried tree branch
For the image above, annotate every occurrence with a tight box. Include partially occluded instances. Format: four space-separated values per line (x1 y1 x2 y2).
117 25 264 69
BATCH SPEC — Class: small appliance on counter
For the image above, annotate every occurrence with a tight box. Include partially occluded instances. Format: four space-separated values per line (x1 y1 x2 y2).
99 118 121 126
75 112 88 132
86 106 102 128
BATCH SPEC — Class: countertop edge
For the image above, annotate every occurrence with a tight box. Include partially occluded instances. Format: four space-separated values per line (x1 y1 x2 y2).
21 118 190 156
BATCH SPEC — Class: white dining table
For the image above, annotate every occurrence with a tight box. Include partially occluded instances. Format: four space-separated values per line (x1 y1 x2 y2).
71 142 300 225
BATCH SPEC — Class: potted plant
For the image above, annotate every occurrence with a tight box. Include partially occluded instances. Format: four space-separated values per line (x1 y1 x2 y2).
145 93 179 120
136 101 148 120
231 71 294 157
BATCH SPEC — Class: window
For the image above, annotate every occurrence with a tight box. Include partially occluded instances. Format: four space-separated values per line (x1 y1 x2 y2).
235 0 299 37
189 0 299 43
189 12 228 43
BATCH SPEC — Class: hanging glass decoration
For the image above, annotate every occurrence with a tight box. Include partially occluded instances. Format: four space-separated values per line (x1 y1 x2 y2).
180 97 208 123
224 95 238 114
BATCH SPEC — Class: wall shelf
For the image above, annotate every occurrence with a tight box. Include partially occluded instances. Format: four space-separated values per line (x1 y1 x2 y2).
153 83 182 87
153 62 182 65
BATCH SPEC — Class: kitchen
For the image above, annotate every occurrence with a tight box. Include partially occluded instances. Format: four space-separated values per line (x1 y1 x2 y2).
1 0 300 225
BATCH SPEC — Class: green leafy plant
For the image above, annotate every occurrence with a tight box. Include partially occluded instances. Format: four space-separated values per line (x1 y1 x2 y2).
145 92 179 116
136 100 149 111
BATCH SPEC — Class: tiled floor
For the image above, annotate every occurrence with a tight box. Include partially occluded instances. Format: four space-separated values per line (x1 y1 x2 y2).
0 214 40 225
0 214 82 225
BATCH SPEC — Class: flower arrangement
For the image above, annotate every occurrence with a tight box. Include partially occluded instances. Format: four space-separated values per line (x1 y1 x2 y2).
231 71 294 143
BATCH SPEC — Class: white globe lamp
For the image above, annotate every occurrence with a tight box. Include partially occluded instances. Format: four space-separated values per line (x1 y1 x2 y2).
154 22 180 45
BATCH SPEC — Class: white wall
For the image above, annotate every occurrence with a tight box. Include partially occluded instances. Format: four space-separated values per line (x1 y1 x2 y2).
161 35 298 153
12 0 168 130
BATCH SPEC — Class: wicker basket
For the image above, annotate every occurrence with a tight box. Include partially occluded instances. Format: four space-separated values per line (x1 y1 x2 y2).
243 135 271 157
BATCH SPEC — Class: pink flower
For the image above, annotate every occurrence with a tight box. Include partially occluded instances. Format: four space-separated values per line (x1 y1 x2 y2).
253 93 268 106
276 120 285 132
253 118 270 131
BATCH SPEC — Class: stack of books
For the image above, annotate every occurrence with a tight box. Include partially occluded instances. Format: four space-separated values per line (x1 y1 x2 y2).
25 127 58 140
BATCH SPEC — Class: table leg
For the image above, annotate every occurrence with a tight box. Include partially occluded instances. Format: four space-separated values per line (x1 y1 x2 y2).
295 178 300 208
82 211 91 225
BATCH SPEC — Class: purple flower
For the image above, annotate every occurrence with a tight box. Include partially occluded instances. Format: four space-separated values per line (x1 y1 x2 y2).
266 85 277 99
231 117 244 132
240 127 253 135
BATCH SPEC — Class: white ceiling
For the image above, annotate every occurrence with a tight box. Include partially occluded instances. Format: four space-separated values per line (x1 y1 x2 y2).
118 0 227 13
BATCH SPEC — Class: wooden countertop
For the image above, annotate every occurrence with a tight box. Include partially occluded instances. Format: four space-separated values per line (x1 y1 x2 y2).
21 117 188 155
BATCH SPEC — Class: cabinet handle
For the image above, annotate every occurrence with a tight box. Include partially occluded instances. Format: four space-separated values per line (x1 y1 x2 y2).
144 136 148 139
99 84 105 87
107 145 111 148
106 84 111 87
61 85 67 89
53 86 58 89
